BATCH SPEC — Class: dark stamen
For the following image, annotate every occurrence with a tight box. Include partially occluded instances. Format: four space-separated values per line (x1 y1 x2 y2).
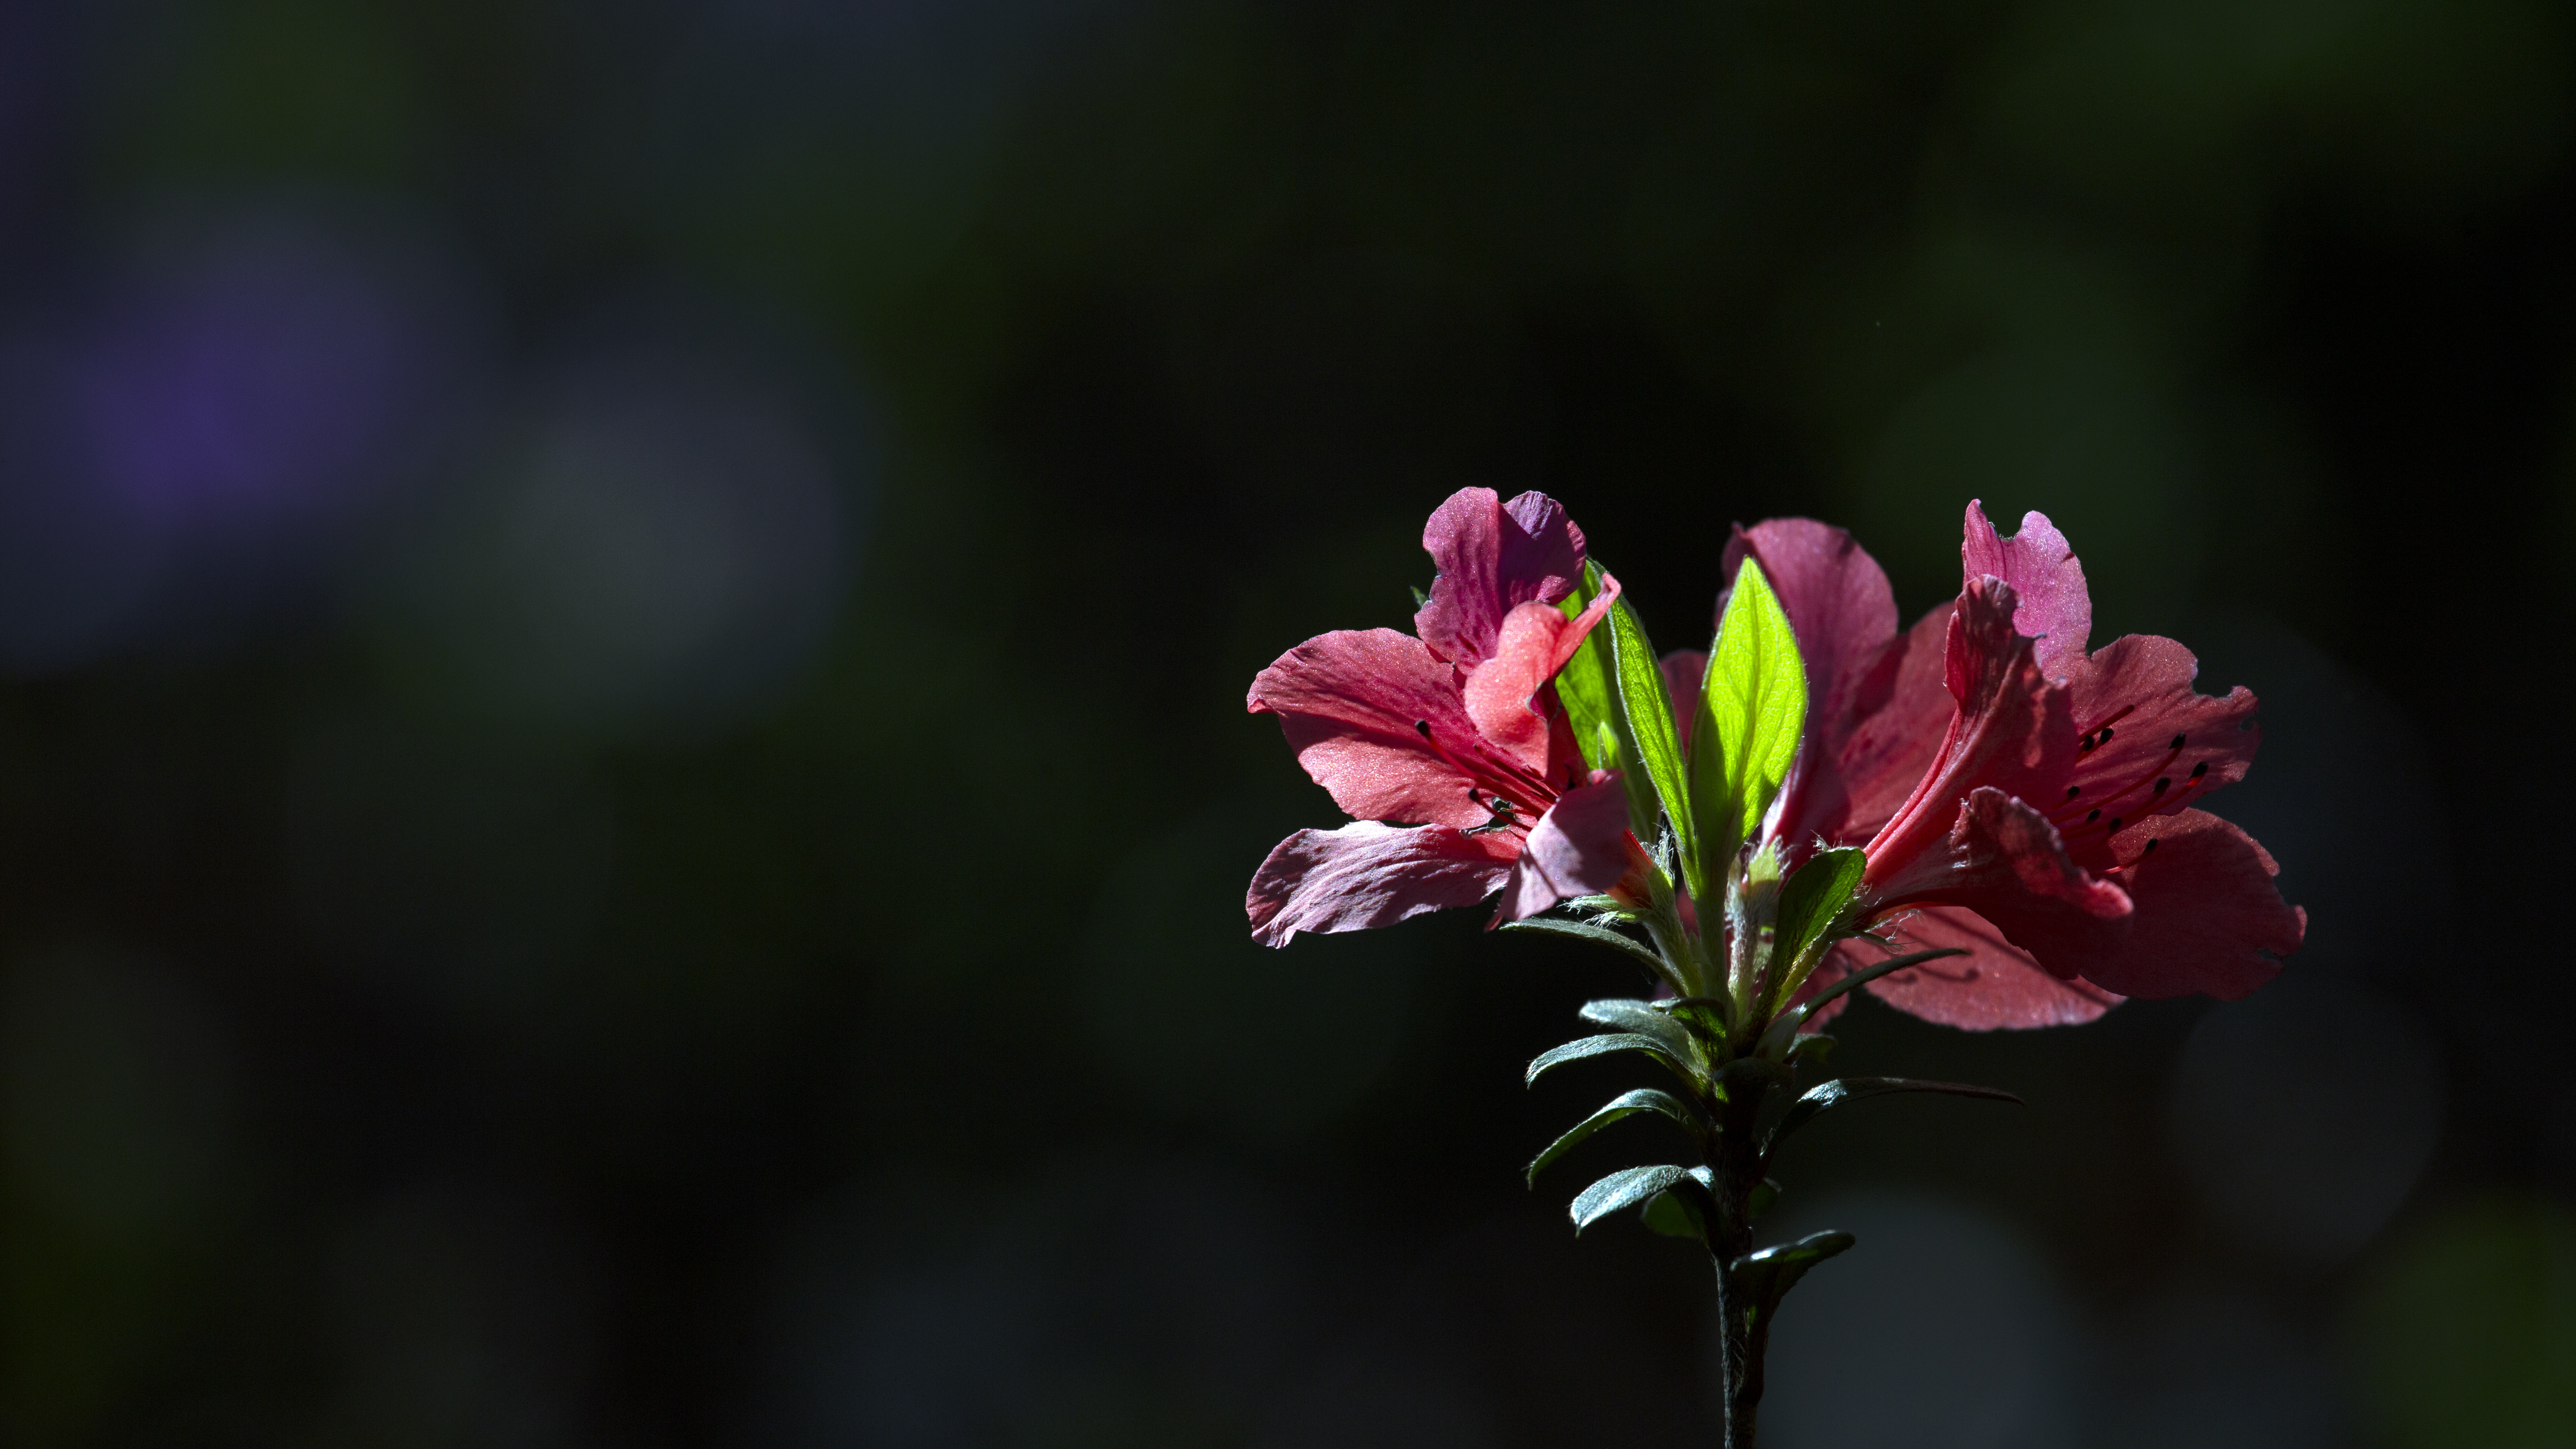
2065 785 2082 799
2108 816 2122 831
2085 809 2101 823
2143 837 2158 854
2098 726 2114 743
2169 734 2185 749
2152 778 2169 795
2078 734 2096 752
2190 761 2208 778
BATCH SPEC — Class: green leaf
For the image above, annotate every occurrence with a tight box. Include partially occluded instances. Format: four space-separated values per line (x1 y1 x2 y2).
1768 846 1866 1001
1729 1229 1855 1322
1500 918 1671 981
1605 588 1692 883
1690 556 1806 877
1577 999 1703 1067
1526 1033 1698 1090
1410 585 1430 610
1642 1188 1708 1240
1766 1077 2023 1155
1526 1088 1707 1183
1571 1164 1693 1233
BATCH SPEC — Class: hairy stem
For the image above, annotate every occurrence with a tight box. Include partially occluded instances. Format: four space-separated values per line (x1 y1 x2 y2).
1705 1078 1767 1447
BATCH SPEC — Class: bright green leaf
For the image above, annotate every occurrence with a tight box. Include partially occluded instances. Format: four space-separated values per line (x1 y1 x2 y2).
1526 1087 1706 1183
1571 1164 1693 1233
1765 1076 2023 1157
1525 1033 1697 1091
1690 557 1806 879
1605 588 1692 882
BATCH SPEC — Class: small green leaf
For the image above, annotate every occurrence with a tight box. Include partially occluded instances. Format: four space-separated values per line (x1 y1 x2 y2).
1571 1164 1693 1233
1526 1087 1707 1183
1578 999 1703 1067
1748 1177 1782 1220
1500 918 1671 981
1774 848 1864 971
1690 556 1806 878
1605 588 1693 884
1766 1076 2023 1155
1642 1188 1708 1240
1730 1229 1855 1321
1525 1033 1697 1090
1411 585 1430 610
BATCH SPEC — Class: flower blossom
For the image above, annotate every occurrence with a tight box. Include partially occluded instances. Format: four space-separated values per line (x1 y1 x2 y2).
1247 489 1642 945
1671 504 2304 1029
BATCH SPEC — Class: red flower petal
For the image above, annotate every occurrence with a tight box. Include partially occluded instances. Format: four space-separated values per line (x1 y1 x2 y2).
1845 907 2122 1029
2047 634 2261 862
1977 809 2303 1000
1248 822 1517 946
1963 501 2091 680
1414 488 1584 668
1247 628 1493 831
1876 786 2134 923
1494 776 1637 924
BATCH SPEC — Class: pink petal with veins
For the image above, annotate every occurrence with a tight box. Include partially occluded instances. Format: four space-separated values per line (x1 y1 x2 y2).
1248 822 1517 946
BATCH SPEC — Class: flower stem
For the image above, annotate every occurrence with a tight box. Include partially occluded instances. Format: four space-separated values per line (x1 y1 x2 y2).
1705 1073 1768 1447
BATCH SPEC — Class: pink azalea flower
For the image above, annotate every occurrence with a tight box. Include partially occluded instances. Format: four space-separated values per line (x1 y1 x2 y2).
1672 503 2304 1029
1246 489 1643 945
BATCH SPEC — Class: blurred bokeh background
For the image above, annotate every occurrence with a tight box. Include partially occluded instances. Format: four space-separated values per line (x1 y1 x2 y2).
0 0 2565 1444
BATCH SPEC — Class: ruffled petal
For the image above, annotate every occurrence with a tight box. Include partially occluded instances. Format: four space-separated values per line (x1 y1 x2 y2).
1414 488 1584 668
1979 809 2303 1000
1875 786 2133 923
1494 776 1637 924
1963 501 2091 680
1846 907 2122 1030
1248 822 1515 946
1248 628 1490 831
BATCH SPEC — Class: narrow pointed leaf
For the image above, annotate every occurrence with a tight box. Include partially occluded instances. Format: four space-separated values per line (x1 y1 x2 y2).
1767 1076 2023 1155
1690 556 1805 876
1604 588 1692 888
1570 1164 1692 1233
1501 918 1670 978
1578 999 1702 1067
1525 1033 1697 1090
1526 1088 1706 1183
1729 1229 1855 1321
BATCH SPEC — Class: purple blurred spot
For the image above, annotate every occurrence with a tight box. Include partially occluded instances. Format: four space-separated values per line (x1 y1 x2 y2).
74 218 448 537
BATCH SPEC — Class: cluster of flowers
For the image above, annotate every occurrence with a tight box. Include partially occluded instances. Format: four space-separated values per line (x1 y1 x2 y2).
1245 488 2303 1030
